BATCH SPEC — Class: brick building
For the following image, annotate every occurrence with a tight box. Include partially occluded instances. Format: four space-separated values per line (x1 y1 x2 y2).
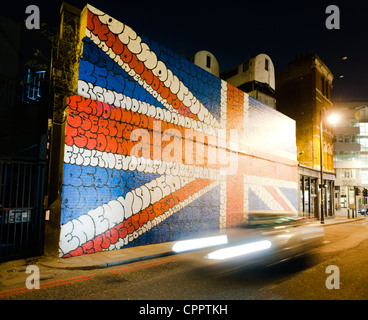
276 53 335 220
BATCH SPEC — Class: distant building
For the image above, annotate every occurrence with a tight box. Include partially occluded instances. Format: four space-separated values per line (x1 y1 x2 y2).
190 50 220 77
333 101 368 213
276 53 335 219
0 14 49 160
0 14 50 261
220 53 276 109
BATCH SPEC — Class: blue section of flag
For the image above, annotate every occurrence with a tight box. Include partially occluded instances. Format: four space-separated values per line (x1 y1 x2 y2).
248 188 271 211
140 33 222 122
126 184 221 247
60 163 159 224
279 187 298 210
79 38 167 110
80 36 222 121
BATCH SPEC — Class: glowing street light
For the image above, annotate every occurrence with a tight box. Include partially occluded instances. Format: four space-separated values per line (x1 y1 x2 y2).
328 113 339 125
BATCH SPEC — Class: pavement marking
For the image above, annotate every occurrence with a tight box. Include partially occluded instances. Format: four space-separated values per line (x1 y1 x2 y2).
0 255 189 298
0 274 94 298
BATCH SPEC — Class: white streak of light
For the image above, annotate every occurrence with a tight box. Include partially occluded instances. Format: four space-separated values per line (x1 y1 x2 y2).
172 235 228 253
205 240 272 260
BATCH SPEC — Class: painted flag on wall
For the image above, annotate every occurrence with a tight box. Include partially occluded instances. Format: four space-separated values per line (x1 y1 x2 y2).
59 5 298 258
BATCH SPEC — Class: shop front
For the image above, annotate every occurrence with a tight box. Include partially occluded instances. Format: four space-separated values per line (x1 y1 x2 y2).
299 165 335 220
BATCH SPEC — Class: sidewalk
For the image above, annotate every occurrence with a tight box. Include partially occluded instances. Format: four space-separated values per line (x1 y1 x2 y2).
38 241 177 270
321 212 366 226
1 214 366 272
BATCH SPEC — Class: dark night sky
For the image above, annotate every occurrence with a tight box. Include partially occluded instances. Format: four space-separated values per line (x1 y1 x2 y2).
4 0 367 101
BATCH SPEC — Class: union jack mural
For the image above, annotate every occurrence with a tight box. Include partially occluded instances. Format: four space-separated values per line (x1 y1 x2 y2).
59 5 298 258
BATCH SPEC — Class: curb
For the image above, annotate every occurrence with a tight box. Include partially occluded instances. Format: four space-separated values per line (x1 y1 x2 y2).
38 250 176 270
322 217 365 226
95 251 176 269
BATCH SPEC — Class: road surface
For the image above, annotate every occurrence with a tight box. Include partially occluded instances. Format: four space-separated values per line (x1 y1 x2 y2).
1 219 368 301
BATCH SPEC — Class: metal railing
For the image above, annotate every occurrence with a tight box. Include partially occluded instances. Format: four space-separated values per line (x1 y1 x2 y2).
0 160 45 261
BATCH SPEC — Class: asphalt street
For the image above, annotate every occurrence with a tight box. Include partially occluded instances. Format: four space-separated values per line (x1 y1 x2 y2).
1 219 368 301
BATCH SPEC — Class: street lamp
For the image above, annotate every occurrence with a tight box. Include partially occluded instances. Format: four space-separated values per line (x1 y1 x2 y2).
320 109 339 224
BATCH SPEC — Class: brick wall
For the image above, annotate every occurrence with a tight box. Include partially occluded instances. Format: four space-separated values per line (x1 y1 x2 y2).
57 4 298 258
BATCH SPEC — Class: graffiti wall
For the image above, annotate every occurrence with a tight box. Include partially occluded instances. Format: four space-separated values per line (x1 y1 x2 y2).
58 4 298 258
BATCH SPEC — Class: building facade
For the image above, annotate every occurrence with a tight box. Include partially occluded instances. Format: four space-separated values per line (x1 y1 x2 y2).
44 4 299 258
220 54 276 109
333 101 368 213
189 50 220 77
0 14 50 261
276 53 335 220
0 14 49 160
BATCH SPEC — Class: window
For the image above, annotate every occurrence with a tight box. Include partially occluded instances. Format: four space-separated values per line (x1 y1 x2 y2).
360 123 368 136
265 58 269 71
321 76 325 95
243 61 249 72
325 81 328 98
23 68 46 102
206 55 211 69
360 137 368 151
361 155 368 168
361 171 368 185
